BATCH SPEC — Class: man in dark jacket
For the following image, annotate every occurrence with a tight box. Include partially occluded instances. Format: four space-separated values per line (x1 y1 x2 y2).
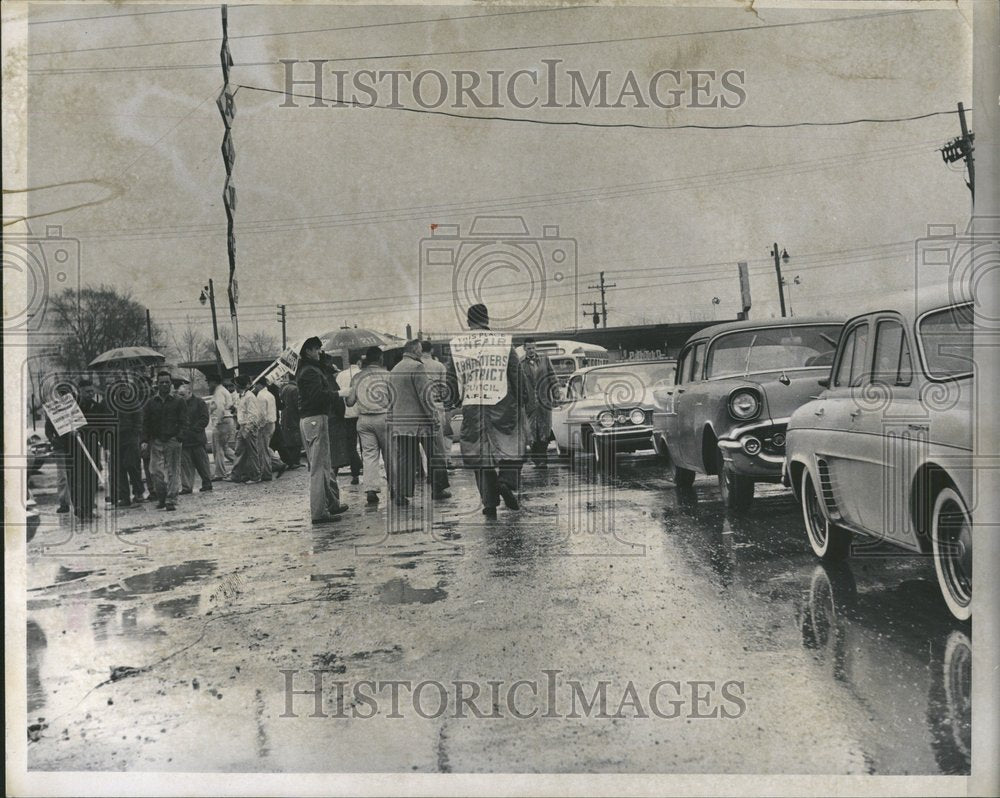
446 304 532 518
297 337 348 523
278 375 302 467
177 382 213 494
388 339 450 505
521 338 558 468
70 379 112 521
142 370 186 510
44 394 73 513
106 378 145 507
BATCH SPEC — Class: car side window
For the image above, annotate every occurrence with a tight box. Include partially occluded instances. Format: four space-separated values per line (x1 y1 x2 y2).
567 376 583 399
833 322 870 388
675 348 692 386
873 320 913 387
690 343 706 383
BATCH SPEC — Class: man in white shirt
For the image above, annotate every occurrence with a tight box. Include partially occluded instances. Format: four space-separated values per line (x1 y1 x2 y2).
207 375 236 479
230 375 262 483
335 354 363 484
253 382 285 481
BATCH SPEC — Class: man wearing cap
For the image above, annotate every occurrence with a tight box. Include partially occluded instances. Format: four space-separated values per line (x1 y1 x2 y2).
297 337 349 523
230 375 263 483
142 370 186 510
446 304 532 518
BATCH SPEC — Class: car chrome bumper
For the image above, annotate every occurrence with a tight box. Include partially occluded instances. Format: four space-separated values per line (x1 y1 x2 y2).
590 424 657 448
718 419 787 478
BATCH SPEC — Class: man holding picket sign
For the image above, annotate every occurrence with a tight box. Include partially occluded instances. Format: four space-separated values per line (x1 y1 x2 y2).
446 304 533 519
43 381 105 522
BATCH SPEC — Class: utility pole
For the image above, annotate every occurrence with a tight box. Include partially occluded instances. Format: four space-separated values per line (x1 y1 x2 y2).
145 308 153 346
201 280 225 378
587 271 616 328
276 304 287 349
940 101 975 205
218 4 239 375
771 244 789 318
582 301 601 329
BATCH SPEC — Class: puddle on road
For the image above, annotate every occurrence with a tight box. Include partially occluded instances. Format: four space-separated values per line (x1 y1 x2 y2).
377 578 447 605
89 560 218 600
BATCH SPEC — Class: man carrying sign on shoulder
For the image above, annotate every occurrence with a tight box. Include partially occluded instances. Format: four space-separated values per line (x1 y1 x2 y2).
446 304 534 519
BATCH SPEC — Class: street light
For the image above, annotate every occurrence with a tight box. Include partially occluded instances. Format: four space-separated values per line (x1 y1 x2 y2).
782 275 801 317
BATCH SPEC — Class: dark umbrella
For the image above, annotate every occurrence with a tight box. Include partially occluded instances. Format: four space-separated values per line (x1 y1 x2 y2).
318 328 403 354
89 346 166 369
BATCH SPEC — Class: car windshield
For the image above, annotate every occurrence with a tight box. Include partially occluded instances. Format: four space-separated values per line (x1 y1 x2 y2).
919 305 973 379
706 324 841 378
550 357 577 375
582 362 676 397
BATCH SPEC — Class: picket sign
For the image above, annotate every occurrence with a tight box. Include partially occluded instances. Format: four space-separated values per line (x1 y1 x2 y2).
251 347 300 387
449 332 512 406
42 394 105 484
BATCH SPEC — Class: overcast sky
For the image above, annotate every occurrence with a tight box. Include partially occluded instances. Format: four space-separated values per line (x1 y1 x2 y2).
23 1 973 349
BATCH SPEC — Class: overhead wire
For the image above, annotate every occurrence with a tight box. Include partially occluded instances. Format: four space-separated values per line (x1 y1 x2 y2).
29 7 588 57
28 8 919 73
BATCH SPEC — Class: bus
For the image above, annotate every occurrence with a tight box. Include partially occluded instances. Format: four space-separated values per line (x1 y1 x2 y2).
515 339 610 386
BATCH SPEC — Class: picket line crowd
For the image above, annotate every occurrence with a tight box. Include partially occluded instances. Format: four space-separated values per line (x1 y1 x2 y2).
43 303 558 526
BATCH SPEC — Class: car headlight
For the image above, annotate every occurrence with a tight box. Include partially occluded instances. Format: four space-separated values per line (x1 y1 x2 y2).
729 390 761 420
629 408 646 425
597 411 616 428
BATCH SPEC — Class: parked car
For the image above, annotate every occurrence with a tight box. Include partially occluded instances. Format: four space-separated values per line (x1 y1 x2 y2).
659 317 844 510
26 427 53 475
551 359 676 466
784 291 973 621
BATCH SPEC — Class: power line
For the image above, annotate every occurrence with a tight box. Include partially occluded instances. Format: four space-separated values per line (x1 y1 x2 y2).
28 8 918 72
66 140 938 244
28 6 222 26
29 7 585 57
148 239 920 320
238 84 967 132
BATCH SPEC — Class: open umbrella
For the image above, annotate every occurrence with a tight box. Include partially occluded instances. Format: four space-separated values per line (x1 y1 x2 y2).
318 328 403 354
89 346 166 369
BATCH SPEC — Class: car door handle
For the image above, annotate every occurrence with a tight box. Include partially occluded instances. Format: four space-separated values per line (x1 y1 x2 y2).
813 408 824 417
908 423 928 431
849 409 862 419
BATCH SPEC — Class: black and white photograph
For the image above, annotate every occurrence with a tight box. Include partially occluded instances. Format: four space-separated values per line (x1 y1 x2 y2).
4 1 998 795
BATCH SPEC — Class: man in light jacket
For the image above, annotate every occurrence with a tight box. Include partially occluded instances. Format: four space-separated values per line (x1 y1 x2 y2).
388 340 451 505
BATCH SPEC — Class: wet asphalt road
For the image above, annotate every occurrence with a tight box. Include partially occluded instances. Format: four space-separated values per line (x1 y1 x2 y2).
25 449 970 774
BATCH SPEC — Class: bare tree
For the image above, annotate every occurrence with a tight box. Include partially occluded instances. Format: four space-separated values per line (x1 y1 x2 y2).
242 329 279 358
164 317 208 385
47 285 163 371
